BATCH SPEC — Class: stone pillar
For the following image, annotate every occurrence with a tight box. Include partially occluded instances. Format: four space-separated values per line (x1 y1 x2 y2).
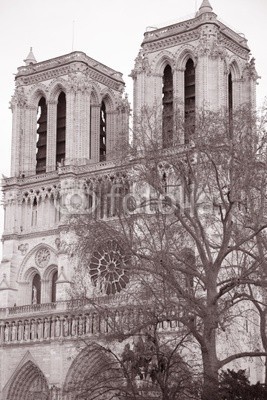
46 101 57 172
24 105 38 176
106 111 116 160
65 90 75 166
80 90 91 163
10 103 25 177
90 104 100 163
174 68 185 144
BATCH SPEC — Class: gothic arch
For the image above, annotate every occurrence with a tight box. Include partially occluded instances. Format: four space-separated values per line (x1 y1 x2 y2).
24 266 40 282
48 78 69 102
6 360 49 400
90 83 101 105
151 50 175 75
100 89 116 111
28 84 48 108
63 344 122 400
42 263 58 280
17 243 57 283
227 57 242 80
175 45 197 70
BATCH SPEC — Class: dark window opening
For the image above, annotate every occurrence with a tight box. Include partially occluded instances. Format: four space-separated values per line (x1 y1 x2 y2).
228 73 233 136
89 105 92 160
100 102 106 161
56 92 66 166
184 59 195 143
32 274 41 304
162 65 173 148
51 270 58 303
36 97 47 174
31 197 38 227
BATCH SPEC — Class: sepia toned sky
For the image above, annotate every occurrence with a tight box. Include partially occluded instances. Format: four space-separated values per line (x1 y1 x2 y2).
0 0 266 236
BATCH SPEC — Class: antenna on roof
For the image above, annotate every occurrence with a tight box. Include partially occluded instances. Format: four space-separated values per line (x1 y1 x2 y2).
72 20 75 52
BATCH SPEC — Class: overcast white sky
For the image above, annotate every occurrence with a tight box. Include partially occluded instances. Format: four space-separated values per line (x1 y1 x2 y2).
0 0 266 237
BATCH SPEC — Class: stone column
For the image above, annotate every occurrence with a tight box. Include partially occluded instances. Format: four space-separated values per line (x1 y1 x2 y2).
24 105 38 176
79 90 91 164
46 100 57 172
65 90 75 166
174 68 185 144
90 104 100 163
106 111 116 160
10 103 25 177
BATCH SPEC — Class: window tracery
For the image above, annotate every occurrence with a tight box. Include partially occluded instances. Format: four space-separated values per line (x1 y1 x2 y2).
89 240 130 295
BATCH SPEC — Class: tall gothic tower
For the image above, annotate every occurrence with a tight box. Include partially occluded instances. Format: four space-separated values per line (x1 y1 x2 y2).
131 0 257 145
0 2 261 399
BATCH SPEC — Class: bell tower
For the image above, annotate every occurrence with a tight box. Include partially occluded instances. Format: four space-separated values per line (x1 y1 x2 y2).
131 0 258 144
0 50 129 308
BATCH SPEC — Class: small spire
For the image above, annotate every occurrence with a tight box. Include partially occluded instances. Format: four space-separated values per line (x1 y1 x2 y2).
24 47 37 66
197 0 213 15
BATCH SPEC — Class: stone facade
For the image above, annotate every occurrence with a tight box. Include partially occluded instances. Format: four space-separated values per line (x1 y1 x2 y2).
0 1 261 399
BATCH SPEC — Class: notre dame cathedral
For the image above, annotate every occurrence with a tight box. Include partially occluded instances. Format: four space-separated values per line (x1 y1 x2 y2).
0 1 260 399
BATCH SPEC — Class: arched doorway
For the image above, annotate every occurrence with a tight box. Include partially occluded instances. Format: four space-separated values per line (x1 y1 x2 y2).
7 360 49 400
63 344 123 399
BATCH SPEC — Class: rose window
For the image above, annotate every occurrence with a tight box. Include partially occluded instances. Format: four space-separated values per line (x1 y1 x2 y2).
89 240 130 295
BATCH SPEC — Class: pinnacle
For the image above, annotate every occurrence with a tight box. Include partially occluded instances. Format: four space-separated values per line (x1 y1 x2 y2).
197 0 213 14
24 47 37 66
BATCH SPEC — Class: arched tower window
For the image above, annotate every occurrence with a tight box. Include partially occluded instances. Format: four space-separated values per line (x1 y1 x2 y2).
31 197 38 227
228 73 233 113
184 58 195 143
56 92 66 165
162 65 173 148
32 274 41 304
36 97 47 174
51 270 58 303
100 101 107 161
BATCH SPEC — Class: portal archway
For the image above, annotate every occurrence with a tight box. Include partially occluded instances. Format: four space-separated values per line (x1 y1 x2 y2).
7 360 49 400
63 344 123 399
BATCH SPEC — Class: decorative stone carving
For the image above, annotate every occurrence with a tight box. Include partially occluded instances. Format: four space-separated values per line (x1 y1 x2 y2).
18 243 29 255
131 49 151 77
89 240 130 295
55 238 61 250
69 73 91 93
243 58 259 81
35 248 51 268
10 87 28 110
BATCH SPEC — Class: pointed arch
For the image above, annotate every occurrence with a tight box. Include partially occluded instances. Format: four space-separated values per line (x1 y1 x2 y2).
28 83 48 107
151 50 175 75
17 244 57 283
100 89 116 112
6 360 49 400
63 344 123 399
90 83 101 105
47 78 69 103
175 45 197 71
228 57 242 81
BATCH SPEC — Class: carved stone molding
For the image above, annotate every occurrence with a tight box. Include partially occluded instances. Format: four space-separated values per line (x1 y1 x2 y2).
18 243 29 256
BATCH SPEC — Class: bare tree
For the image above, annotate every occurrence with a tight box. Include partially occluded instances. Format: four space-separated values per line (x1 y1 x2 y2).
65 105 267 400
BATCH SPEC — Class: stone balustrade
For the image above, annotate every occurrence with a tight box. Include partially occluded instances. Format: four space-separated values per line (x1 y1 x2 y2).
0 294 131 318
0 301 182 345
